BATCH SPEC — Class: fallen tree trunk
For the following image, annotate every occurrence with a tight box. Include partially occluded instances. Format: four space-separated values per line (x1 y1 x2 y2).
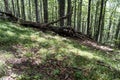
0 11 92 40
0 11 18 21
0 11 115 52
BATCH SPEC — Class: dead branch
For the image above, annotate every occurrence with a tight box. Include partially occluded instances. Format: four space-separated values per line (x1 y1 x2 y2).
0 11 18 21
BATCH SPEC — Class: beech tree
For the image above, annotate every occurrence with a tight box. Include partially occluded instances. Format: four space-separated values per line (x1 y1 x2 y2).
58 0 65 26
34 0 40 23
43 0 48 23
96 0 104 42
67 0 72 26
3 0 9 12
21 0 26 20
1 0 120 48
16 0 20 17
87 0 91 37
11 0 15 15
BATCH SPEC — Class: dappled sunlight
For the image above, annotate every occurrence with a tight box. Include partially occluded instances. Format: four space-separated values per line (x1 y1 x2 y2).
0 21 120 80
0 50 14 59
19 34 30 39
0 50 14 77
6 31 15 36
0 52 14 62
83 40 114 52
77 50 102 60
36 37 47 43
0 21 117 64
38 48 48 54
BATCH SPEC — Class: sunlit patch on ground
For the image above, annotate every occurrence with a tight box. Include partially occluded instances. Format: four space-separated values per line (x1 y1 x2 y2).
0 21 120 80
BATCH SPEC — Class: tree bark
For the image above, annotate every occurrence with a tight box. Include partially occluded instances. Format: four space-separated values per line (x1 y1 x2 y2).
74 0 77 29
67 0 72 26
87 0 91 37
115 17 120 40
4 0 10 13
11 0 15 15
77 0 82 32
34 0 40 23
28 0 32 20
16 0 20 17
94 1 99 41
58 0 65 26
43 0 48 23
96 0 104 42
21 0 26 20
99 0 108 42
114 17 120 48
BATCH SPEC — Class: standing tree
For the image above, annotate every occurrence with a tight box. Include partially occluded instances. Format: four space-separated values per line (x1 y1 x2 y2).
115 18 120 40
3 0 10 12
107 6 117 40
77 0 83 32
94 0 100 41
16 0 20 17
21 0 26 20
28 0 32 20
74 0 77 29
58 0 65 26
67 0 72 26
43 0 48 23
87 0 92 37
34 0 40 23
11 0 15 15
99 0 108 42
96 0 104 42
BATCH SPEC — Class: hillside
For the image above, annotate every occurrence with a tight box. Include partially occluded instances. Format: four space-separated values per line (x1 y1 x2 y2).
0 21 120 80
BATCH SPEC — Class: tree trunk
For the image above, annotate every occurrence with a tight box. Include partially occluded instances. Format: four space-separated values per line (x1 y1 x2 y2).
99 0 108 42
34 0 40 23
40 0 43 23
115 17 120 40
16 0 20 17
67 0 72 26
74 0 77 29
77 0 82 32
43 0 48 23
87 0 91 37
28 0 32 20
94 0 99 41
58 0 65 26
96 0 104 42
4 0 10 12
115 17 120 48
21 0 26 20
11 0 15 15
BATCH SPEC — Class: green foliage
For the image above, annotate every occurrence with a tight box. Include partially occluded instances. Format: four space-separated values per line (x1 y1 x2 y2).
52 69 60 75
0 62 7 77
24 53 33 58
74 71 85 80
17 74 43 80
0 21 119 80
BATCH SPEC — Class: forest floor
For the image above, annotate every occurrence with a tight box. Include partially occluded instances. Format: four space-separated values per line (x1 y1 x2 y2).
0 21 120 80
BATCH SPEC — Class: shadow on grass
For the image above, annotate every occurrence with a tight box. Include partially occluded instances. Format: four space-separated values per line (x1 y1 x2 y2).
0 21 120 80
6 53 120 80
0 21 37 50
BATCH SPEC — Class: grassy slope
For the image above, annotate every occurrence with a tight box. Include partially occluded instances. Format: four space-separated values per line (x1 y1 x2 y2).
0 21 120 80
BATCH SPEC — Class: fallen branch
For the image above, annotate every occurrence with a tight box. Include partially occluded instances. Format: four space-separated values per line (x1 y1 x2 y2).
46 11 73 26
1 11 114 53
0 11 92 41
0 11 18 21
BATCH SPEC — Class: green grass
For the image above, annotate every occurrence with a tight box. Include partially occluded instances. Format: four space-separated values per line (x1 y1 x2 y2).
0 21 120 80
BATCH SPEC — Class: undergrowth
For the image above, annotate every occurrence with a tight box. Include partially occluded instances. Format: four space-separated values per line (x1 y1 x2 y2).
0 21 120 80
